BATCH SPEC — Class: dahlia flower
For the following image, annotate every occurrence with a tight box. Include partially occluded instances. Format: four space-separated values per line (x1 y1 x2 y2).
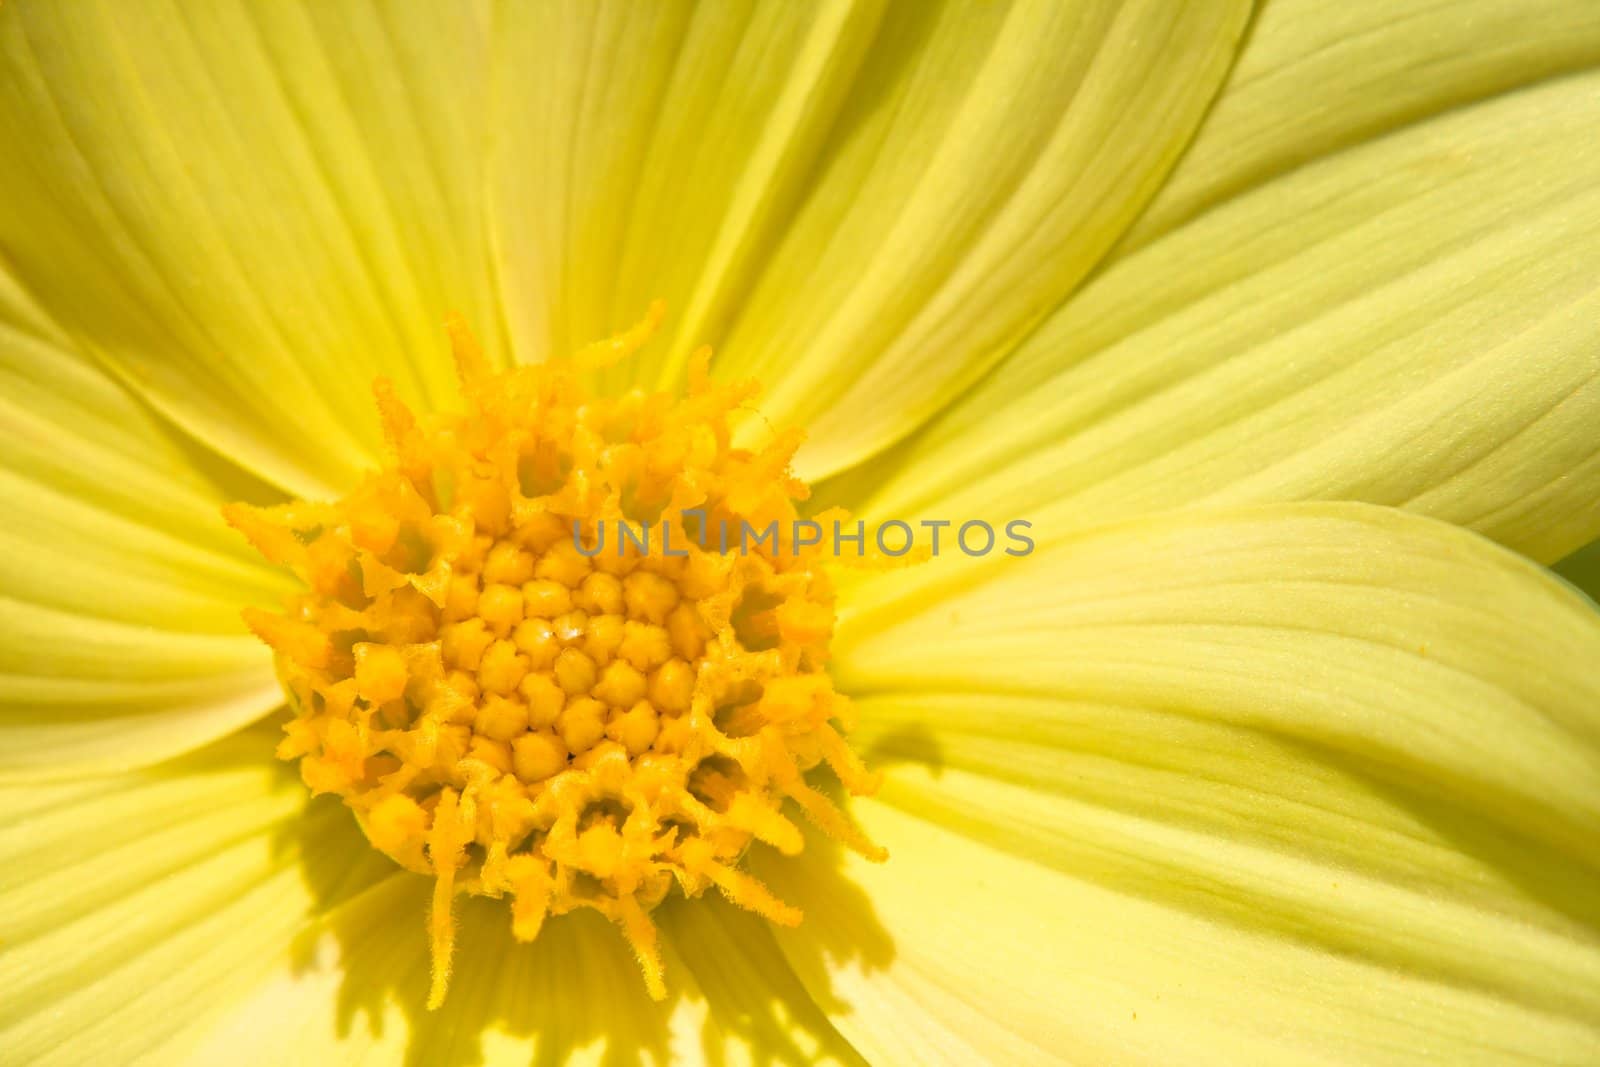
2 2 1598 1064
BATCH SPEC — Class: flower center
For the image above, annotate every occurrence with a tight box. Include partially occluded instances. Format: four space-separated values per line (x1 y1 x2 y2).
226 307 883 1008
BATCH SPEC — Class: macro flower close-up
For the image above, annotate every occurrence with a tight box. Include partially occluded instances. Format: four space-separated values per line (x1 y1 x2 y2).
4 1 1600 1064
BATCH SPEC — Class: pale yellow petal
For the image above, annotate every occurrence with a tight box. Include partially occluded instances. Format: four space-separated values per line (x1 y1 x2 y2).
0 0 498 496
490 0 1248 479
0 727 394 1064
0 256 288 778
490 0 883 385
0 259 284 613
839 71 1600 563
1125 0 1600 248
768 803 1599 1065
0 600 280 779
792 504 1600 1062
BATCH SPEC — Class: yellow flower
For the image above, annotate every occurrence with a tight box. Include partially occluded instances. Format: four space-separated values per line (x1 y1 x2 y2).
3 1 1600 1064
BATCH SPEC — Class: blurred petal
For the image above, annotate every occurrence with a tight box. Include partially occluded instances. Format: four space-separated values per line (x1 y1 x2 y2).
1555 539 1600 604
0 0 498 496
0 257 287 779
490 0 1247 479
1124 0 1600 247
839 71 1600 563
804 504 1600 1062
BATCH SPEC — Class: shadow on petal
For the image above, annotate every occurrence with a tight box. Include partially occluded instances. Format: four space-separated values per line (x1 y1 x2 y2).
861 720 946 780
277 784 894 1065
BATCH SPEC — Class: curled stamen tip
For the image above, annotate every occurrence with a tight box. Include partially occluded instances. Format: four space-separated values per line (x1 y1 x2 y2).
445 311 489 385
241 606 331 669
219 500 251 528
219 502 293 558
573 299 668 371
426 972 449 1012
619 898 668 1001
688 344 714 393
372 377 418 449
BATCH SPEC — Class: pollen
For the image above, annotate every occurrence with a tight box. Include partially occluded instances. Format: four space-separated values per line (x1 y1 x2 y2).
226 305 884 1009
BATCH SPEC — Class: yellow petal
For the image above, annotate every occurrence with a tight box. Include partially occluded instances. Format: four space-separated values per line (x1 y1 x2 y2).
0 727 395 1064
490 0 1248 479
1125 0 1600 247
0 257 287 778
802 504 1600 1061
0 1 498 497
768 802 1600 1065
489 0 883 384
0 602 280 780
840 70 1600 563
0 263 282 606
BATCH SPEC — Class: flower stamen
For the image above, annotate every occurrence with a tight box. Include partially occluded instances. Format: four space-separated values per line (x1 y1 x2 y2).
227 308 884 1008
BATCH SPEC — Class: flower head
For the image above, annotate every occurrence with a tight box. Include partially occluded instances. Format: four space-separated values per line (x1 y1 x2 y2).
3 1 1600 1064
228 310 883 1007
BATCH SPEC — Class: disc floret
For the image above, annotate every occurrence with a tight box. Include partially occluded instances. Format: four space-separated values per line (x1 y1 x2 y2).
227 310 883 1007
